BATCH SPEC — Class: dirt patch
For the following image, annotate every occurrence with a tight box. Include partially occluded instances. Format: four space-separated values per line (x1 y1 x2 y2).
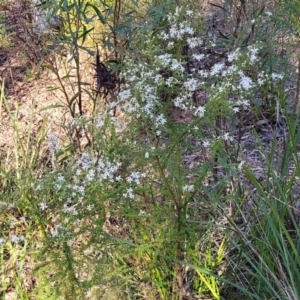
0 2 98 167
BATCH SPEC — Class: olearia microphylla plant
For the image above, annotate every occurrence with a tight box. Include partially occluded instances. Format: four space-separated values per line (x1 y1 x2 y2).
29 149 125 295
117 6 284 155
13 4 286 299
113 5 285 294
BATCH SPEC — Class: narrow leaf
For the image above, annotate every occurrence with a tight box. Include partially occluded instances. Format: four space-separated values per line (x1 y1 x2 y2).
40 104 64 112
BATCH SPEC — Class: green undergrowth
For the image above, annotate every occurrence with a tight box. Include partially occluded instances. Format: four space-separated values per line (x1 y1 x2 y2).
1 0 300 299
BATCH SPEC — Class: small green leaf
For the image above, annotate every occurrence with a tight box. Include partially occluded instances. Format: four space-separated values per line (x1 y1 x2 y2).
78 26 94 44
87 4 107 24
69 92 80 105
208 2 229 13
44 64 57 74
77 45 95 56
39 104 64 112
129 0 138 7
61 75 75 80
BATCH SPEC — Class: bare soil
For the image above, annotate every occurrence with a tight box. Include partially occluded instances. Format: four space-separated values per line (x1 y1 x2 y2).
0 1 97 168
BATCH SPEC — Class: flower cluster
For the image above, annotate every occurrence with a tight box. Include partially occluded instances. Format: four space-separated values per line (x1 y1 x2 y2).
49 132 60 163
117 6 283 144
160 6 195 41
32 145 151 239
32 150 123 233
11 234 25 244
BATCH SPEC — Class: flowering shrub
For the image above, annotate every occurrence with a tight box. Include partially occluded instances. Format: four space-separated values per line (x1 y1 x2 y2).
0 2 288 299
118 6 283 150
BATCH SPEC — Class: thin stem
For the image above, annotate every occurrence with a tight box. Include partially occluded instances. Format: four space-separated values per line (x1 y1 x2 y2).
295 58 300 114
155 155 179 208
